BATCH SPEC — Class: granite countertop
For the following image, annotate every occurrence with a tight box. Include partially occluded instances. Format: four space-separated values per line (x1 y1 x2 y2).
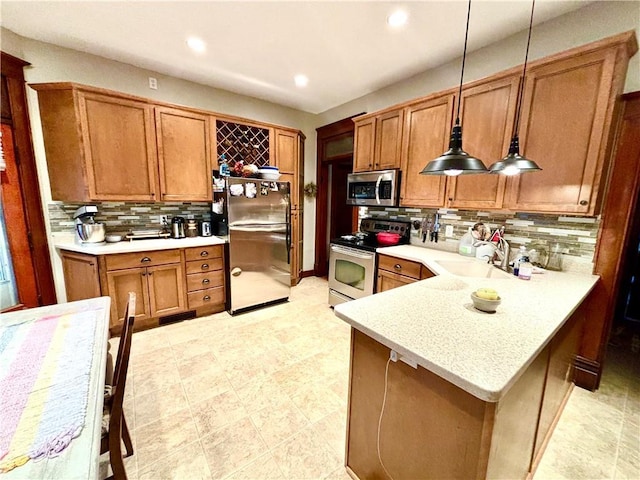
334 245 599 403
53 234 226 255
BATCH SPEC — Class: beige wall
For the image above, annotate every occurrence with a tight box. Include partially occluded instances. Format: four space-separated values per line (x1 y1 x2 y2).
1 0 638 301
316 1 640 126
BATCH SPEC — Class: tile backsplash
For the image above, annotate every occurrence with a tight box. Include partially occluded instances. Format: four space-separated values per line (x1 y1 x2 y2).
48 202 212 233
364 206 599 261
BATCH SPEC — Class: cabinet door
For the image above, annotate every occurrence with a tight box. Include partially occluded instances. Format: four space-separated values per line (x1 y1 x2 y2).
376 270 415 293
61 251 101 301
156 107 212 201
147 263 187 317
400 95 454 207
447 77 519 209
106 267 149 328
79 92 158 201
375 109 404 170
353 117 375 172
504 49 618 214
274 129 298 174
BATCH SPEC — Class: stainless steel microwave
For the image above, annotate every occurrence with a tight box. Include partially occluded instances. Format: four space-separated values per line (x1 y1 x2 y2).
346 169 400 207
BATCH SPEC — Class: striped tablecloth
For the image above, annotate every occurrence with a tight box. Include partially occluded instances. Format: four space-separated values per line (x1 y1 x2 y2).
0 308 100 473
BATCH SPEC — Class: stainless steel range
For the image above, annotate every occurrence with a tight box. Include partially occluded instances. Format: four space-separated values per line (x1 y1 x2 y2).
328 218 411 306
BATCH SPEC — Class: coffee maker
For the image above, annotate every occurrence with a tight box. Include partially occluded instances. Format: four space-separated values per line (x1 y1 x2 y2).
171 216 186 239
73 205 106 245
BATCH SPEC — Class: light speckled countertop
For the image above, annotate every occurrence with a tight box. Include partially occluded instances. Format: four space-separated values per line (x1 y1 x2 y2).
334 245 598 402
53 234 226 255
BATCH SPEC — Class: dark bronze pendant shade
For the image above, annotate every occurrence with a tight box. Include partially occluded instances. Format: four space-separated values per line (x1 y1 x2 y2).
420 123 488 176
421 0 488 176
489 136 541 175
488 0 542 176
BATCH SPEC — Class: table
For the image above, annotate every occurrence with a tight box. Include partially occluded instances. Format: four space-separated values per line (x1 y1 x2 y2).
1 297 110 479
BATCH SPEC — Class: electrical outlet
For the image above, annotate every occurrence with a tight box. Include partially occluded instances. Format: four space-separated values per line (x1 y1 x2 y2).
148 77 158 90
445 225 454 237
160 215 168 225
390 350 398 362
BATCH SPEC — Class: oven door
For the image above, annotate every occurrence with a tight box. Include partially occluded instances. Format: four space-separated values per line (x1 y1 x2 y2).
328 244 376 302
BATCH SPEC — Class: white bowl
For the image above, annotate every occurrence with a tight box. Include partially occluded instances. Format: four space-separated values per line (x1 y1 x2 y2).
470 292 501 313
260 172 281 180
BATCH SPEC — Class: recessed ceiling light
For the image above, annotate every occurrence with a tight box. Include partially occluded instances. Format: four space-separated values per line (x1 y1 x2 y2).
387 10 408 27
186 37 206 53
294 74 309 88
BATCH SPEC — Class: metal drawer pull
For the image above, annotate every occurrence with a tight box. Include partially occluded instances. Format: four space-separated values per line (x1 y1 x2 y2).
202 278 210 284
394 264 402 270
203 295 211 301
141 257 151 263
200 251 209 257
201 263 209 270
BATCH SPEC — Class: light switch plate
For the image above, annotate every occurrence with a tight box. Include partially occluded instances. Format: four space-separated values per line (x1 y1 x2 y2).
445 225 454 237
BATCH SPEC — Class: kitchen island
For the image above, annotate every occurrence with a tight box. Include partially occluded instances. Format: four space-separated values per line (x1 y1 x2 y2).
334 245 598 479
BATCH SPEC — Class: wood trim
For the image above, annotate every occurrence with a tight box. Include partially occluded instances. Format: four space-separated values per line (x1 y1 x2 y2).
0 51 56 306
299 270 315 279
579 92 640 379
314 115 359 276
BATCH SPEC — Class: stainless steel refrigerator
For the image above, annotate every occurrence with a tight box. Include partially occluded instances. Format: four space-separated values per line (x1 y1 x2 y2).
226 177 291 313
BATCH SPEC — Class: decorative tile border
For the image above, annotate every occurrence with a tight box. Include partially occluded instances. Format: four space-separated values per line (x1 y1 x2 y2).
48 202 212 234
364 207 600 261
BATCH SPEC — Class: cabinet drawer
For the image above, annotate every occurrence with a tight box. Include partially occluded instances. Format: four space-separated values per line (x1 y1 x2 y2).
185 245 223 262
188 286 225 309
186 270 224 292
378 254 423 279
186 257 224 274
106 249 181 271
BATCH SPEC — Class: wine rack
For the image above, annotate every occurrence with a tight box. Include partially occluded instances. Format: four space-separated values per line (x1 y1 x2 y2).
216 120 270 167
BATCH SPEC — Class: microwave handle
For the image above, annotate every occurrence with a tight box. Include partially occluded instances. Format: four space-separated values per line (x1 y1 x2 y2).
375 174 383 205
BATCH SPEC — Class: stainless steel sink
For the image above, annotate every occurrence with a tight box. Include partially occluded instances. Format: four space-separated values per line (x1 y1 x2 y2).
435 260 514 279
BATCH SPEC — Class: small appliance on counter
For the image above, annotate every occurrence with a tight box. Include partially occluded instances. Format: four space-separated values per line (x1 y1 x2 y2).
73 205 106 245
199 220 212 237
185 219 198 238
171 216 186 239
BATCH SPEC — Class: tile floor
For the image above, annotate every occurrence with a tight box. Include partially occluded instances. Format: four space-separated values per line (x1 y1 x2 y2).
101 276 640 479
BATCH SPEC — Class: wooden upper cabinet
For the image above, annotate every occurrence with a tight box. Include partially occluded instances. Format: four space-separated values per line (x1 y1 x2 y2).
400 95 454 207
33 84 158 202
375 109 404 170
504 48 620 215
446 76 520 209
156 107 212 201
353 117 375 172
274 129 298 174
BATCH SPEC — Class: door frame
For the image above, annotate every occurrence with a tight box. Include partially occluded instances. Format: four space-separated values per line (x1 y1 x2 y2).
314 115 362 276
1 51 56 309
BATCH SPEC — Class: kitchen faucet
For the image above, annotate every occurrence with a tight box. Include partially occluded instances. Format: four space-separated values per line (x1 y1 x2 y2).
474 227 511 272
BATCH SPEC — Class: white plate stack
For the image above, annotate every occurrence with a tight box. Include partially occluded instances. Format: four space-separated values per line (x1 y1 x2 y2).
258 166 280 180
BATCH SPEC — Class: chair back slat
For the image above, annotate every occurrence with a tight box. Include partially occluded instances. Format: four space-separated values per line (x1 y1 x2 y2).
108 292 136 480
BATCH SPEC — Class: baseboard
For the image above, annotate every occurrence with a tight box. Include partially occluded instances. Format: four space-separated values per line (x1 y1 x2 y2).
574 355 601 391
300 269 316 278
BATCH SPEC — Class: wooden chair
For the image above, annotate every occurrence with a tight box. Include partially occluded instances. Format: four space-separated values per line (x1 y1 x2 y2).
101 292 136 480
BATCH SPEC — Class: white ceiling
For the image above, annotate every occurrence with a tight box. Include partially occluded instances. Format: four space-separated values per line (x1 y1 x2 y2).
1 1 592 114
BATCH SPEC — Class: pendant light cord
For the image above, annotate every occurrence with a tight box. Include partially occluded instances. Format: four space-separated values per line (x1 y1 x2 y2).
455 0 472 125
513 0 536 136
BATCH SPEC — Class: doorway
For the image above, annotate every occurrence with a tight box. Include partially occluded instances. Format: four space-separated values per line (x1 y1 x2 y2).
314 115 362 277
1 52 56 310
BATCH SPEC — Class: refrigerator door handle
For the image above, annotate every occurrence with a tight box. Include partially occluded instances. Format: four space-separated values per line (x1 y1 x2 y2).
286 202 292 265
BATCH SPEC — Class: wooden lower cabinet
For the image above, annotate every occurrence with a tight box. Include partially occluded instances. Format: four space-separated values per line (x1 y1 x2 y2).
346 305 585 479
60 246 227 332
376 254 435 292
60 251 101 301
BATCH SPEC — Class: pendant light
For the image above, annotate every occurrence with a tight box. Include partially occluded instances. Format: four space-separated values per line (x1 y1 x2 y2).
489 0 542 175
421 0 487 176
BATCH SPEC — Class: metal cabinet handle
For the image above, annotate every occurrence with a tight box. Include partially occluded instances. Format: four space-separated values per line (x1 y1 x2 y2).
202 278 210 284
141 272 147 276
200 251 209 257
148 271 153 275
141 257 151 263
201 263 209 270
579 200 588 206
203 295 211 301
394 264 402 270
